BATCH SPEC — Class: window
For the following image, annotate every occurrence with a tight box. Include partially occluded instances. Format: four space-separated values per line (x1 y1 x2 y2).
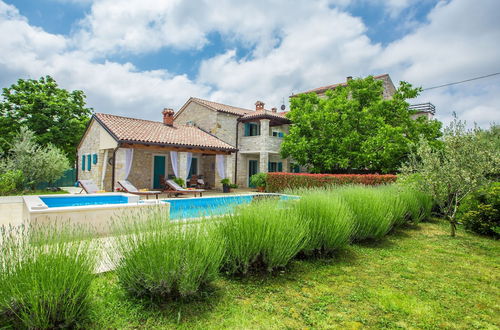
87 154 92 171
244 123 260 136
272 131 284 138
268 162 283 172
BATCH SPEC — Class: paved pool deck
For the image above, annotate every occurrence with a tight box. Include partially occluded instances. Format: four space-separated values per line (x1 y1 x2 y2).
0 187 257 227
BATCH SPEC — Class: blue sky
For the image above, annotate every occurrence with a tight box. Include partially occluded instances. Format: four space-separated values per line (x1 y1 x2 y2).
0 0 499 126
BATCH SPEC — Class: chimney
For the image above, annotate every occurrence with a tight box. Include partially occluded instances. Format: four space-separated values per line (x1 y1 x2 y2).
162 108 174 126
271 107 277 113
255 101 265 111
346 76 353 82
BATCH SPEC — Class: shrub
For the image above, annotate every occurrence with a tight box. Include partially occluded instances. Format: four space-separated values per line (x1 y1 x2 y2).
0 169 23 195
218 199 307 274
267 173 397 192
112 207 224 300
293 189 355 254
173 177 185 187
337 186 395 241
458 182 499 237
379 185 433 225
0 224 98 329
2 127 69 189
250 172 267 189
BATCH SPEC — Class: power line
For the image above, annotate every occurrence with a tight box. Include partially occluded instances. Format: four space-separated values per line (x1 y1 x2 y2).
422 72 500 91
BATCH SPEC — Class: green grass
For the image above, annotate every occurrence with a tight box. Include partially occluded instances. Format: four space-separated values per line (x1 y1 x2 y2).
0 224 98 329
1 189 69 196
293 189 355 254
86 219 499 329
111 207 224 300
218 199 307 274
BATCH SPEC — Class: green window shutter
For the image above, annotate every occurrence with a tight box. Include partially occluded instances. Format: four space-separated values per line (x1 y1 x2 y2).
278 132 284 138
244 123 250 136
257 124 261 135
93 153 98 164
278 162 283 172
268 161 271 172
81 155 85 171
87 154 91 171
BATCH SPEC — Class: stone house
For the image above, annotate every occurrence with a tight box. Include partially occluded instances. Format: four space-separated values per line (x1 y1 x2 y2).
77 111 237 191
174 97 295 188
77 97 295 190
295 73 435 119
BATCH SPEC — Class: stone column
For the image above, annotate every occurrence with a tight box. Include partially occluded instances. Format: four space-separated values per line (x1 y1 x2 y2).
281 157 290 173
260 119 270 151
226 153 234 184
178 152 188 186
259 152 269 173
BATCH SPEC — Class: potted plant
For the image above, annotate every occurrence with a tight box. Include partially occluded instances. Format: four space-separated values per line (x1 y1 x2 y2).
250 173 267 192
221 178 231 193
173 177 185 188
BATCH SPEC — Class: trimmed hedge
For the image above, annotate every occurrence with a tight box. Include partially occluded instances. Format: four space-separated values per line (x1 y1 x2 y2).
266 173 397 192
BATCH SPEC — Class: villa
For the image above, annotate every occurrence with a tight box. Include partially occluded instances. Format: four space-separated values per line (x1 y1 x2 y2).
77 73 434 191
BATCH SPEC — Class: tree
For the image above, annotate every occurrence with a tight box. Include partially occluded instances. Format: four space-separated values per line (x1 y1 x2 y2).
281 76 442 173
1 127 69 189
399 119 499 236
0 76 92 163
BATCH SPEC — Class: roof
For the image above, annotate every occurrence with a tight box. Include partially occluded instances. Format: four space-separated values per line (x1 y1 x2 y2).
240 110 291 123
295 74 390 95
188 97 252 116
93 113 236 151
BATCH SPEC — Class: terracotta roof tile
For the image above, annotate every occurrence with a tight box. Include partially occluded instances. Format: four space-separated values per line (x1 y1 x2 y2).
94 113 236 151
240 110 290 122
295 73 389 95
191 97 252 116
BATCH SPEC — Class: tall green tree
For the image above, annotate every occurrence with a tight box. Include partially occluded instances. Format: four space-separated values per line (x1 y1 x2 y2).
0 76 92 163
281 76 442 173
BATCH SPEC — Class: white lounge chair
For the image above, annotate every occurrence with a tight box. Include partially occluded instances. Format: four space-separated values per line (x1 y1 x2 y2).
165 179 204 197
118 180 161 199
77 179 100 194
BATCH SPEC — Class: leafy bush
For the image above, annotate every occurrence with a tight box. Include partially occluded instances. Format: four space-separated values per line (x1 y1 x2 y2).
458 182 499 237
250 172 267 188
173 177 185 187
0 169 23 195
112 207 224 300
1 127 69 189
293 189 355 254
218 199 307 274
220 178 231 185
267 173 397 192
337 186 396 241
0 224 98 329
380 185 433 225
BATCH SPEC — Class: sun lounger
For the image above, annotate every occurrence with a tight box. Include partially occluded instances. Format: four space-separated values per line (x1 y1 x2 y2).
77 179 101 194
164 179 204 197
118 180 161 199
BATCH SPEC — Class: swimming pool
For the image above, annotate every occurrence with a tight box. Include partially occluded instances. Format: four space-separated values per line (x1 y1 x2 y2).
165 194 298 220
40 195 131 208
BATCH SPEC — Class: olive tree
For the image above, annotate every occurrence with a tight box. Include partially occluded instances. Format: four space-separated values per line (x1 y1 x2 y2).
400 119 499 236
1 127 69 189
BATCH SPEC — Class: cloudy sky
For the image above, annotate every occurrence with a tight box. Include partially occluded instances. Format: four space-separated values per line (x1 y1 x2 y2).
0 0 499 127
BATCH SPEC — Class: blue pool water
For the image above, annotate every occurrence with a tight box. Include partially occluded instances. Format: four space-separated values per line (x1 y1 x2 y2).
40 195 130 208
166 194 297 220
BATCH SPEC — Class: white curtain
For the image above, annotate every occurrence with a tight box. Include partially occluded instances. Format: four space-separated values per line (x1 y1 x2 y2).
185 152 193 182
216 154 226 179
124 149 134 179
170 151 179 177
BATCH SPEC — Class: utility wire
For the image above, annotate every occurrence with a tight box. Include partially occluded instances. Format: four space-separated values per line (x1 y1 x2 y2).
422 72 500 91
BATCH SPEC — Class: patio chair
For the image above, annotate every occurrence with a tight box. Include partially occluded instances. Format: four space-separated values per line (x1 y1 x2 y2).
164 179 205 198
118 180 161 199
77 179 100 194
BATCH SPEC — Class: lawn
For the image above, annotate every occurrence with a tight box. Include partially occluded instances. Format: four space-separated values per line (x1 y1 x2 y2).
1 189 69 196
87 219 499 329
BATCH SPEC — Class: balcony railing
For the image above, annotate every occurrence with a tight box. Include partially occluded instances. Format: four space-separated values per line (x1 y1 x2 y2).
409 102 436 115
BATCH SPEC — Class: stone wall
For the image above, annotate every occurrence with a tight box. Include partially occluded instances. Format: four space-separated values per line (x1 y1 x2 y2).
77 120 117 190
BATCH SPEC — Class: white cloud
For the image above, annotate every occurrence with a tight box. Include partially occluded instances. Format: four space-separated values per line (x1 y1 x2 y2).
0 0 498 129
